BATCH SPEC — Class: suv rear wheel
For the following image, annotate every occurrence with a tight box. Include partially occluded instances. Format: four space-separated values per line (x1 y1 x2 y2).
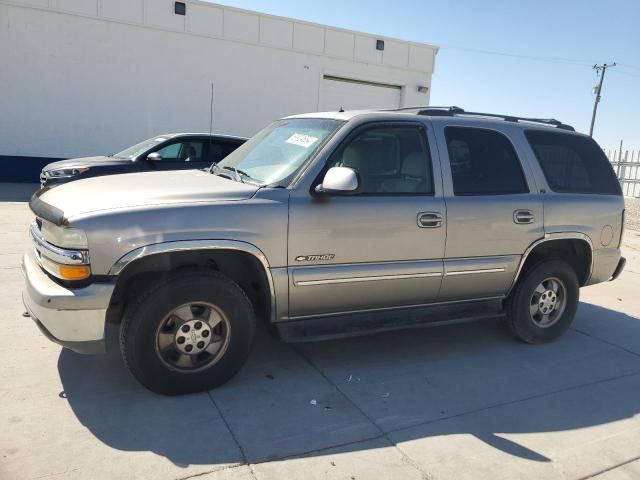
505 259 579 344
120 270 255 395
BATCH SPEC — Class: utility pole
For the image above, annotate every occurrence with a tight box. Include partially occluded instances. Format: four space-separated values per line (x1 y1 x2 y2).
589 63 616 137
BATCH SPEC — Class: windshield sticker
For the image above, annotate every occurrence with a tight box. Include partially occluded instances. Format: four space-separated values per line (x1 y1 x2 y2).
286 133 318 148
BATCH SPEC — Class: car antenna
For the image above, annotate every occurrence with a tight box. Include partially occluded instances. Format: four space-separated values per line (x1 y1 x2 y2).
208 82 214 173
339 106 344 112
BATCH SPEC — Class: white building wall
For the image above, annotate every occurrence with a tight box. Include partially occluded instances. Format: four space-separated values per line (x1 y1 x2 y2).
0 0 437 159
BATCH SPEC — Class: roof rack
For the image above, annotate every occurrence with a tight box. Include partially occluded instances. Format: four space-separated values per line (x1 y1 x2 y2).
384 106 575 131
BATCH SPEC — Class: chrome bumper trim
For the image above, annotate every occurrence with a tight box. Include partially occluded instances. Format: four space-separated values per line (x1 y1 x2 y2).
29 221 89 265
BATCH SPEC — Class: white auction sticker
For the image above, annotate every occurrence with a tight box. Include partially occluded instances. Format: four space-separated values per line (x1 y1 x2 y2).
286 133 318 148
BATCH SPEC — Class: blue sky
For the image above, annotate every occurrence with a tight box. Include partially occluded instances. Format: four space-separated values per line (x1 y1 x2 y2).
211 0 639 154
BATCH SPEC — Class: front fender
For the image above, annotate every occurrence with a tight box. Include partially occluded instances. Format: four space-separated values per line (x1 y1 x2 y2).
108 239 277 322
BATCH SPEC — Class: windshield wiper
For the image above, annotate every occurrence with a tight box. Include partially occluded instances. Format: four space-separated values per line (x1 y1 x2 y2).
223 166 256 183
210 163 264 185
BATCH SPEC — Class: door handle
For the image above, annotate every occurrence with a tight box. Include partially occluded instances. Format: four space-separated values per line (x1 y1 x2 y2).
417 212 443 228
513 209 535 224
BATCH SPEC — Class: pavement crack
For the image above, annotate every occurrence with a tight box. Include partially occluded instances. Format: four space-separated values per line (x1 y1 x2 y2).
572 326 640 358
205 391 259 480
577 454 640 479
292 345 435 480
174 464 245 480
385 369 640 436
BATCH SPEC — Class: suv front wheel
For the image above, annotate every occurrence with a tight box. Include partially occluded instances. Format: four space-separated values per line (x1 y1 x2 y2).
120 270 256 395
505 259 579 344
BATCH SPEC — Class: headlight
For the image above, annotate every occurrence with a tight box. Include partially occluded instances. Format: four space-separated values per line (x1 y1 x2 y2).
41 221 88 249
31 221 91 281
45 167 89 178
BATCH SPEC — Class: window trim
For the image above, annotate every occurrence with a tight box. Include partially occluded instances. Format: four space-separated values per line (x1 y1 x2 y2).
444 125 530 197
524 129 622 196
312 121 436 197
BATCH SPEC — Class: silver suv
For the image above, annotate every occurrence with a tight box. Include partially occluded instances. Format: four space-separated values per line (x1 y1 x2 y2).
22 107 626 395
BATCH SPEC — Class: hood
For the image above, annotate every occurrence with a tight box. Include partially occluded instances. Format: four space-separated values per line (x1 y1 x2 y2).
42 156 133 172
36 169 260 221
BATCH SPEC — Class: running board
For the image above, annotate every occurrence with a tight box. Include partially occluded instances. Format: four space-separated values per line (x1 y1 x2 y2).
277 299 505 343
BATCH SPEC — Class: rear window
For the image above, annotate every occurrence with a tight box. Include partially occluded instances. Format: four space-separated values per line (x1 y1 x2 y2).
525 130 621 195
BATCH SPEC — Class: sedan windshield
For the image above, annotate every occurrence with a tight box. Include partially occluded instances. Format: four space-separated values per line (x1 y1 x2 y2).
112 136 169 160
216 119 344 185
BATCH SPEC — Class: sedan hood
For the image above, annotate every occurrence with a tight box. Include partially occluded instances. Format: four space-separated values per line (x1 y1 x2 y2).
42 156 132 172
36 170 260 221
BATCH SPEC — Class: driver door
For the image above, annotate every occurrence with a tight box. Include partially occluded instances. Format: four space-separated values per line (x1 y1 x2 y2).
287 122 446 318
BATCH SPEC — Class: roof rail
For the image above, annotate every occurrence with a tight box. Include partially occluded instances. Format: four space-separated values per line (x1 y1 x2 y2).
383 106 575 131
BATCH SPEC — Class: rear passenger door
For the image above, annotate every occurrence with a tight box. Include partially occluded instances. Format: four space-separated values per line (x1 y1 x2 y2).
434 124 544 300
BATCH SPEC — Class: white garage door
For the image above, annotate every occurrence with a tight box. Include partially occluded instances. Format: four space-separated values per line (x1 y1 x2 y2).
318 75 402 111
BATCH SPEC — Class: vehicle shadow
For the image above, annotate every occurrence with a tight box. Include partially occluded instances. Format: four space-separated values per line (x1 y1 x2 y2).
57 302 640 468
0 183 39 201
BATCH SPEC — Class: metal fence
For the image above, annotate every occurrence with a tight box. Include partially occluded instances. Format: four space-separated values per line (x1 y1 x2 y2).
607 149 640 198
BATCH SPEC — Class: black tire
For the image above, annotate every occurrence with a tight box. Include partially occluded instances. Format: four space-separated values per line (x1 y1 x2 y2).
120 269 255 395
505 259 579 344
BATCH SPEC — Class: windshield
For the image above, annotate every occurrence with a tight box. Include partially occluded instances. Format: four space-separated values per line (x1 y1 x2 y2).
216 119 344 185
112 136 169 160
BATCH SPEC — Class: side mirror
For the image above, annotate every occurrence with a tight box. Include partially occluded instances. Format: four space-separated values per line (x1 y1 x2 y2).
315 167 360 195
146 152 162 162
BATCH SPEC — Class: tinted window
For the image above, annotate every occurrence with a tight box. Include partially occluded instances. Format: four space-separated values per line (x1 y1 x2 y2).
155 141 204 162
208 141 242 163
329 125 433 194
525 130 621 195
446 127 528 196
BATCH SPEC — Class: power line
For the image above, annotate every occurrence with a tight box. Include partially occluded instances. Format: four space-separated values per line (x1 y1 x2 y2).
438 44 596 66
610 68 640 78
617 63 640 71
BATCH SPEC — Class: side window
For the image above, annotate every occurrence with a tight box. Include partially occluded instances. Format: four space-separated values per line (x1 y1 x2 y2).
208 143 225 163
445 127 528 196
525 130 621 195
154 142 181 161
328 125 433 195
208 141 241 163
155 141 204 162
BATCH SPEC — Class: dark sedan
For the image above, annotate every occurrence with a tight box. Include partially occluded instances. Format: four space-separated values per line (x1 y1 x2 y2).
40 133 246 187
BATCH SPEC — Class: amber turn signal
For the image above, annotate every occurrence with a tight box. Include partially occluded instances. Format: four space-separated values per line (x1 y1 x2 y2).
58 264 91 280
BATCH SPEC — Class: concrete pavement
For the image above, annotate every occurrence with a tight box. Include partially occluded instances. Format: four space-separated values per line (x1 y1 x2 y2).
1 184 640 479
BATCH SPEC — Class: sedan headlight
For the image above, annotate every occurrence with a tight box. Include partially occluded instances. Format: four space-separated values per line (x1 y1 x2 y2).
41 221 88 249
45 167 89 178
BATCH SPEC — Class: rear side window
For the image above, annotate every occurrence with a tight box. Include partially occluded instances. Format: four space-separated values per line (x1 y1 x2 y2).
445 127 528 195
525 130 621 195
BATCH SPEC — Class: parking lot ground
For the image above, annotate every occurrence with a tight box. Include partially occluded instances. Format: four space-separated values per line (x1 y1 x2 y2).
1 184 640 480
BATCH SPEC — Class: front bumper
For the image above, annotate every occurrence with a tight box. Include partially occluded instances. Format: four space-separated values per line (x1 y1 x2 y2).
21 249 115 354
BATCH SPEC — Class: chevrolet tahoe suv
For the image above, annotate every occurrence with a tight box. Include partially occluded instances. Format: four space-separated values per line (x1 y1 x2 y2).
22 107 626 395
